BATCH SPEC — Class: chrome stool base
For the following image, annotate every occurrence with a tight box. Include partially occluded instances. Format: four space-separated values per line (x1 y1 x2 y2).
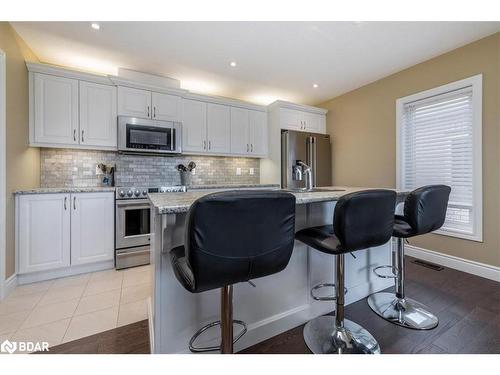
189 320 247 353
303 316 381 354
367 292 438 330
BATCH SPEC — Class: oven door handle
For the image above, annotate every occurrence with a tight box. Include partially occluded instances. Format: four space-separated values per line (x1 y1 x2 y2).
116 200 151 210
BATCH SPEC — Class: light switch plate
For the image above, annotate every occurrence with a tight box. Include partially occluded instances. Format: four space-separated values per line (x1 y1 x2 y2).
249 168 254 175
236 168 242 175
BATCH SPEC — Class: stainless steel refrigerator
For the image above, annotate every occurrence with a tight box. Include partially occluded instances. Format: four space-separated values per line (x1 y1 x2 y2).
281 130 332 189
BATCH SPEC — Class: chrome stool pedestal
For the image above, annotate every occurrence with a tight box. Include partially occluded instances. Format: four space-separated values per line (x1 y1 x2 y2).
367 238 438 330
304 254 381 354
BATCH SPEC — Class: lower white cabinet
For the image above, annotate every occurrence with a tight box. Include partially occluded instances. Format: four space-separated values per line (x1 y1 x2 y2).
70 193 115 265
17 192 114 275
18 193 71 274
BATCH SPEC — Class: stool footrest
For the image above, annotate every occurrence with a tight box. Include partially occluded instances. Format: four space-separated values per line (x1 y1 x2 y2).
310 283 348 301
373 265 398 279
189 319 247 353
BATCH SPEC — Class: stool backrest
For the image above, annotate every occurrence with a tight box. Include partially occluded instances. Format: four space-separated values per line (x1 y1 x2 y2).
334 190 396 252
403 185 451 235
185 190 296 291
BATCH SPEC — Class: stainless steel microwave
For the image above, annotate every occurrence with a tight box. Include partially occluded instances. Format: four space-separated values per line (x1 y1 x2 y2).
118 116 182 155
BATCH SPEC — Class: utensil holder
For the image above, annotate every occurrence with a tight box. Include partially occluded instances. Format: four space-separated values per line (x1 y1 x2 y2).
180 171 192 186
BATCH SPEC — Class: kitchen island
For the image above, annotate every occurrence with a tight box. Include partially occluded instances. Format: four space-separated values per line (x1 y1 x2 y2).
148 186 406 354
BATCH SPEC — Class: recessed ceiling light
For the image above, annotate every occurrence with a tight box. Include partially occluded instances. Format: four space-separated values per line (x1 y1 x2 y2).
91 23 100 30
230 61 237 67
313 83 319 88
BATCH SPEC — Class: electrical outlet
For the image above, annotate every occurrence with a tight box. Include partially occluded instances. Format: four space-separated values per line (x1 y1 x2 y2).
192 168 196 175
236 168 242 176
249 168 254 175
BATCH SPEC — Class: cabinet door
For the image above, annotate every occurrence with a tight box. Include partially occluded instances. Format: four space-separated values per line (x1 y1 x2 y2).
249 110 268 156
70 192 115 266
152 92 182 121
117 86 152 118
303 112 322 133
230 107 249 154
207 103 231 153
182 99 208 152
33 73 79 145
79 82 117 148
18 194 71 274
280 108 302 131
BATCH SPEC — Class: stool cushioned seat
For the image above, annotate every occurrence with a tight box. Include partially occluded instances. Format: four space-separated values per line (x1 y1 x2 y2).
296 189 397 254
170 190 296 293
393 185 451 238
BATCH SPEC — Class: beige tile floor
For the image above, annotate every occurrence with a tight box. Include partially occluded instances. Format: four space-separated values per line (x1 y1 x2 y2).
0 265 151 352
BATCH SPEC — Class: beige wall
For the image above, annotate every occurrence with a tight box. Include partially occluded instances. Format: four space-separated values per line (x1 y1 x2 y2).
319 33 500 267
0 22 40 279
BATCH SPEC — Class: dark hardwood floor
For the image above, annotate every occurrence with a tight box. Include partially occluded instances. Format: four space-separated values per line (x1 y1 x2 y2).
44 256 500 354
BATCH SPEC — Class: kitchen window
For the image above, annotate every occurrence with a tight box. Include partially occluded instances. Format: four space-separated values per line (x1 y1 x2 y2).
396 75 483 241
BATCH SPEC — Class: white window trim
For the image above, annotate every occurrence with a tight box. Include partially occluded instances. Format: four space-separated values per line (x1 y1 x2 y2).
0 49 6 300
396 74 483 242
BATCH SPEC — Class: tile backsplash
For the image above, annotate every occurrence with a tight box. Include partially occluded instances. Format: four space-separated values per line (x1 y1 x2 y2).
40 149 260 187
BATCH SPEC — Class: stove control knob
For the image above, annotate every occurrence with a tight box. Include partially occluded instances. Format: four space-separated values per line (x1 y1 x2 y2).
134 190 140 197
118 190 125 198
142 190 148 196
127 190 133 197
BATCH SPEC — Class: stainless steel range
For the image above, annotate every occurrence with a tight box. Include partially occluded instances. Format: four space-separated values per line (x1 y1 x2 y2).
115 185 186 269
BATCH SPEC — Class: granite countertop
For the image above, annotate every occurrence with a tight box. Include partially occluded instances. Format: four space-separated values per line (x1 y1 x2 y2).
14 187 116 195
188 183 280 190
149 186 408 214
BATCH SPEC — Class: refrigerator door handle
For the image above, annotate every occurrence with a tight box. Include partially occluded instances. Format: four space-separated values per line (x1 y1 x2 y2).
312 137 317 187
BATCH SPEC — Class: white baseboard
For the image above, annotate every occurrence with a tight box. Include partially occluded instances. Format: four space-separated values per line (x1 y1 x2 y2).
405 244 500 282
17 260 115 285
2 273 18 300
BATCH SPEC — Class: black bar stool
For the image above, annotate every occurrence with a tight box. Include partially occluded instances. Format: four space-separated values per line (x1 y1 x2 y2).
296 190 397 354
368 185 451 330
170 190 296 354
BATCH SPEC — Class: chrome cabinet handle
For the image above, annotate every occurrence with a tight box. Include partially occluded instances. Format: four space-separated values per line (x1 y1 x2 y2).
246 144 249 152
153 106 156 118
73 129 77 142
81 130 84 143
208 141 211 150
73 197 76 210
203 140 206 150
147 106 150 118
64 197 67 210
251 144 253 152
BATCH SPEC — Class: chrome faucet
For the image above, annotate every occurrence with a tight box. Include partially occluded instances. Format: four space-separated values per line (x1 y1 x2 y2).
297 161 313 191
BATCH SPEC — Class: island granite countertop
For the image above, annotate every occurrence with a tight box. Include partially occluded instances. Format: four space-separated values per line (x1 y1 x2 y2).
149 186 407 214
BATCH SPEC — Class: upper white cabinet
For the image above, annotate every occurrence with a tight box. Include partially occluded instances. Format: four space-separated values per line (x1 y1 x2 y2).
80 81 117 148
17 192 115 276
230 108 268 156
182 99 208 152
70 192 115 266
279 107 325 133
117 86 151 119
29 68 118 150
118 87 182 121
207 103 231 153
32 73 79 145
18 193 71 274
152 92 182 121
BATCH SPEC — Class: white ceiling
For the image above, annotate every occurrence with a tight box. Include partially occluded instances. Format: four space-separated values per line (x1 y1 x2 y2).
11 21 500 105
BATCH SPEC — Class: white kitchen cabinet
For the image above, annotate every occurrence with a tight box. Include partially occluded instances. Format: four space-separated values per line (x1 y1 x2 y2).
17 192 115 277
182 99 208 152
79 82 117 148
279 107 326 133
18 193 71 274
117 86 152 118
152 92 182 121
70 192 115 266
249 110 268 156
33 73 79 145
207 103 231 153
230 107 250 154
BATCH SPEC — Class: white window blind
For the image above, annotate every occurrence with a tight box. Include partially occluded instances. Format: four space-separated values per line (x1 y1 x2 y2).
398 75 482 241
